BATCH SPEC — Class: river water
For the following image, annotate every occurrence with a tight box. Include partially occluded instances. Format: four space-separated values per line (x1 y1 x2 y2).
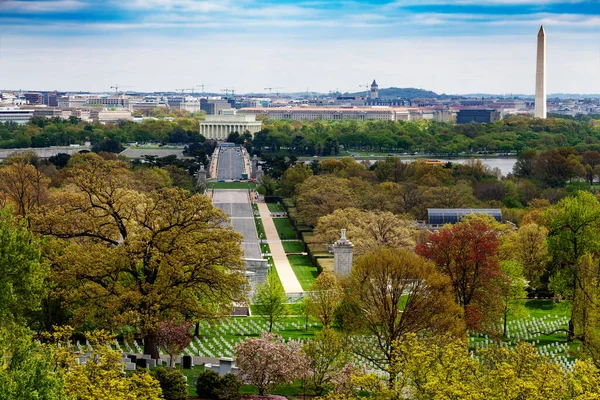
366 157 517 177
421 157 517 177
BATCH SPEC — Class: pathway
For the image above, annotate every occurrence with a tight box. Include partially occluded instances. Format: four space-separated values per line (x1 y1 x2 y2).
257 202 304 295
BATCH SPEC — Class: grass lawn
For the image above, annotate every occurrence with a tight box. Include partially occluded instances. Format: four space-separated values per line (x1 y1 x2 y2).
267 202 286 213
282 241 305 253
273 218 297 239
260 242 271 254
207 181 256 189
525 299 571 319
288 255 319 291
240 380 315 398
254 217 266 239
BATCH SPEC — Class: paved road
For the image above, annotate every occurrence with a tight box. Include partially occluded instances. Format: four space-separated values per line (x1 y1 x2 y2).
213 190 261 260
217 147 244 180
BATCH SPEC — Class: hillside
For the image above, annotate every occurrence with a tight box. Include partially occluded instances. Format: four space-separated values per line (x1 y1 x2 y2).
345 87 441 99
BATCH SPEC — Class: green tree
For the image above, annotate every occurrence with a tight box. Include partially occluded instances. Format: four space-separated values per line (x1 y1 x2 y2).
345 248 464 384
499 260 529 337
545 191 600 340
32 154 246 358
303 328 350 395
49 327 162 400
306 272 344 328
0 331 67 400
0 211 46 328
253 273 288 332
280 162 313 197
314 208 416 257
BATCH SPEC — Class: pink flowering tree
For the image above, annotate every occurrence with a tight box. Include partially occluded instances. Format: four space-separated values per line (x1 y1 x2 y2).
156 319 193 367
235 332 310 395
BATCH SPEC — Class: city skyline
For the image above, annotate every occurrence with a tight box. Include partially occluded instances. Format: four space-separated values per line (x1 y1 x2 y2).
1 0 599 94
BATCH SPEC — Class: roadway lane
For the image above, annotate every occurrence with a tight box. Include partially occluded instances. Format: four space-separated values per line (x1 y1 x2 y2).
216 147 244 180
212 190 262 260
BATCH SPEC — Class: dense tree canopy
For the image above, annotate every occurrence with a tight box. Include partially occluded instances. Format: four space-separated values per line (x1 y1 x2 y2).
30 154 246 358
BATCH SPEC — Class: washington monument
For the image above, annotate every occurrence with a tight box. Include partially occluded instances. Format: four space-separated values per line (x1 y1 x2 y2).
535 26 547 119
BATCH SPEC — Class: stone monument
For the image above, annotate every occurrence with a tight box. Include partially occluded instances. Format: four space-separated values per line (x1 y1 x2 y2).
254 165 264 183
535 26 547 119
196 164 207 187
333 229 353 277
251 155 259 177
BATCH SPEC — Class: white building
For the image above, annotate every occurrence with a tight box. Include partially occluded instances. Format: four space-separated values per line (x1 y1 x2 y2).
199 109 262 140
0 108 34 124
89 109 133 124
238 106 453 122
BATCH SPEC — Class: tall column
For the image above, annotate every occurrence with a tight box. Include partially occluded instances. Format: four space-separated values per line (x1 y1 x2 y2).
535 26 547 119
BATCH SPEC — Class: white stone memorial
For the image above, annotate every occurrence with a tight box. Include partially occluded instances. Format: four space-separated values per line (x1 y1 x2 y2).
333 229 353 277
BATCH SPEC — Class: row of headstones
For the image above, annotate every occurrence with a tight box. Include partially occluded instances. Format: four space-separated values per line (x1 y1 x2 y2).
196 318 317 337
469 316 570 341
188 334 310 358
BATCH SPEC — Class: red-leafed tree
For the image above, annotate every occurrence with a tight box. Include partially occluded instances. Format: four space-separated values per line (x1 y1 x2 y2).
156 319 193 367
416 219 502 331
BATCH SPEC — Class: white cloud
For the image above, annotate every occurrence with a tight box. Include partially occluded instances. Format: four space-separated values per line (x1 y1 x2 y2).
0 0 87 12
390 0 585 5
1 34 599 95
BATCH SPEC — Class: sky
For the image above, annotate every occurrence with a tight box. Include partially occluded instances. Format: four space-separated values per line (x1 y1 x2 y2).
0 0 599 95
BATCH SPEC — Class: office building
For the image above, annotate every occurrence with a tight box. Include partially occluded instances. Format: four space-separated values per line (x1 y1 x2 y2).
0 108 34 124
87 96 130 109
456 109 501 124
42 92 59 107
24 93 42 104
89 110 133 123
426 208 502 229
168 97 200 112
200 98 232 115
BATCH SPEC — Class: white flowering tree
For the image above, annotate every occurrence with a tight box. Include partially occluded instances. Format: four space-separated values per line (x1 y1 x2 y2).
234 332 309 395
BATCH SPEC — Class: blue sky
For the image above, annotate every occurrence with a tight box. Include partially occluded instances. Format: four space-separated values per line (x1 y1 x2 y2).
1 0 599 94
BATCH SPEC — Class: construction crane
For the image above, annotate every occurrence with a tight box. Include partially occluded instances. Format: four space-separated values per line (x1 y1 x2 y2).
359 83 370 98
175 88 194 95
110 85 133 95
221 88 235 97
264 86 284 96
196 84 219 94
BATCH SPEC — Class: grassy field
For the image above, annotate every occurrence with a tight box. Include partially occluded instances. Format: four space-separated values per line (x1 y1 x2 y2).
207 181 256 189
273 218 298 239
260 242 271 254
288 255 319 290
525 299 571 319
254 216 266 239
267 202 286 213
282 241 305 253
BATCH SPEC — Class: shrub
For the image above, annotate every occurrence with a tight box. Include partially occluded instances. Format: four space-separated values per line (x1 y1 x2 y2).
152 367 187 400
195 370 241 400
214 373 241 400
195 370 220 399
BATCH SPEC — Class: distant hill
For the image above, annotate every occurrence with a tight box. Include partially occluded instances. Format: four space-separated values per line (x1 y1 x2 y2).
345 87 442 100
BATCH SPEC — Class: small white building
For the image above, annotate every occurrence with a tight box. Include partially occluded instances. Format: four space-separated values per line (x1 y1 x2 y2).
0 108 34 124
199 109 262 140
